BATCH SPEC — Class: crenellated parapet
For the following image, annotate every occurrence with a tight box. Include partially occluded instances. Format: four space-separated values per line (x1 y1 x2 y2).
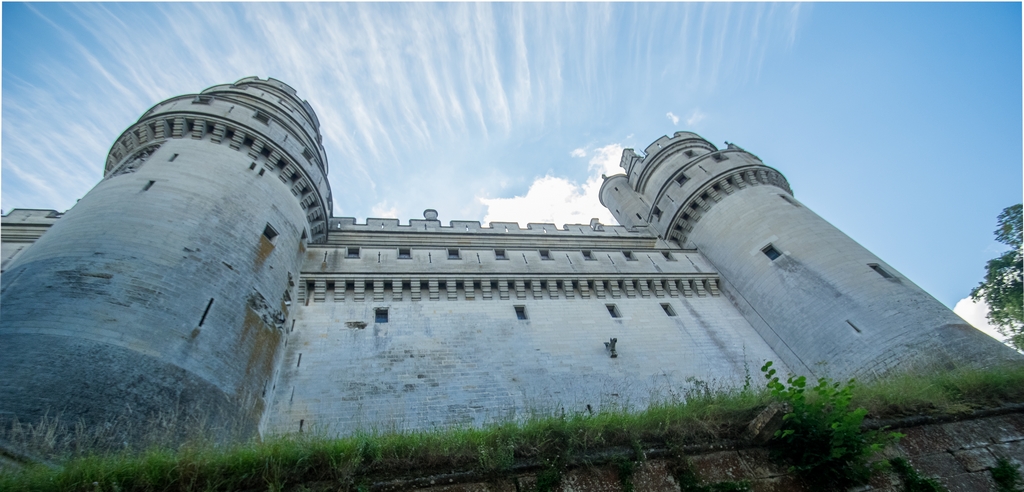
601 132 791 248
104 77 332 243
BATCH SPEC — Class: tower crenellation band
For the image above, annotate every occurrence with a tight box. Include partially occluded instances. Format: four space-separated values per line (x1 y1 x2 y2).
1 79 1019 443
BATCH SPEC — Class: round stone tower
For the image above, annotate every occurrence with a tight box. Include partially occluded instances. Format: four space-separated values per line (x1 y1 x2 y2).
601 131 1020 379
0 77 331 440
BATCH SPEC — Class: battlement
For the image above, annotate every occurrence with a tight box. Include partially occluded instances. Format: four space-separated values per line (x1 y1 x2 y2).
1 208 63 224
330 216 641 236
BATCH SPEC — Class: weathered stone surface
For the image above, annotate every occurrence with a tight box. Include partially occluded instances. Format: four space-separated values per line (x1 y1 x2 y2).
952 447 998 472
631 460 680 492
939 472 997 492
689 450 752 482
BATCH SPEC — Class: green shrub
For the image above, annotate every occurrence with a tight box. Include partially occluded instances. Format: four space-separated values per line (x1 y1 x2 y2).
992 457 1023 492
889 457 946 492
762 361 901 489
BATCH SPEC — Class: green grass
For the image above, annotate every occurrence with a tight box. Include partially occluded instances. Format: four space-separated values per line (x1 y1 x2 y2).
2 363 1023 492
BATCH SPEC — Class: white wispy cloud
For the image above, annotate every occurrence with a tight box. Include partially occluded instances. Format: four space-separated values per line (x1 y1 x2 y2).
2 3 806 221
666 112 680 125
686 109 707 127
571 148 587 158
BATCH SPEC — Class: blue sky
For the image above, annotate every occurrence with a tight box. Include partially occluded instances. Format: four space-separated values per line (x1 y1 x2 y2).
2 3 1021 319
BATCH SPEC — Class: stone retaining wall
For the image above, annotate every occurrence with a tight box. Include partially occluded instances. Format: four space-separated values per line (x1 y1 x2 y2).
370 409 1024 491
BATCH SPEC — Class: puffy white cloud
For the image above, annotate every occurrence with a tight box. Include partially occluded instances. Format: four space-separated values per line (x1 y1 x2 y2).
953 296 1009 344
666 112 680 125
570 148 587 158
479 143 622 227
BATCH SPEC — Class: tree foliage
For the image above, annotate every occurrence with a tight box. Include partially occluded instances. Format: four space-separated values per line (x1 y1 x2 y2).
970 204 1023 351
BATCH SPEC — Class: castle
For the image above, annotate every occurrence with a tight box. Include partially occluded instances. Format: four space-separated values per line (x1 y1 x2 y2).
1 77 1019 439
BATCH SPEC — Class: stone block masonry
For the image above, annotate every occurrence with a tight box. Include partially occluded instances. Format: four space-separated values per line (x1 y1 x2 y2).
1 82 1020 447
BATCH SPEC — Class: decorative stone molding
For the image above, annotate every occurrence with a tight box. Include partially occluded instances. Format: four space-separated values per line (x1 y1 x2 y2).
296 275 721 302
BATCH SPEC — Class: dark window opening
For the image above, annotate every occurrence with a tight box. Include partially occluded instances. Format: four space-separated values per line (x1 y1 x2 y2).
263 224 279 242
652 206 662 220
249 162 257 170
515 305 528 320
623 251 636 261
763 245 781 261
495 249 507 260
347 247 359 258
582 250 593 260
684 149 695 157
375 308 389 323
675 173 688 185
869 264 893 279
636 213 643 220
169 153 179 162
398 248 411 259
143 180 155 191
606 304 621 318
448 248 460 260
661 303 677 316
539 250 551 260
662 251 675 261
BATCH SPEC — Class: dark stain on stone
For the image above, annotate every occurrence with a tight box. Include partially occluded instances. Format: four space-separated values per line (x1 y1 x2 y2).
254 235 275 270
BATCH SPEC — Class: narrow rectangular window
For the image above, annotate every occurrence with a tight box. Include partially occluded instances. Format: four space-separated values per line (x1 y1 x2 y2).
606 304 621 318
582 250 593 260
623 251 636 261
169 153 179 162
869 264 893 279
661 303 677 316
675 172 688 185
143 180 155 191
514 305 528 320
539 250 551 260
347 247 359 258
375 308 388 323
652 206 662 220
198 298 214 326
495 249 507 260
762 245 781 261
398 248 411 259
448 248 460 260
662 251 675 261
262 224 278 242
846 319 862 333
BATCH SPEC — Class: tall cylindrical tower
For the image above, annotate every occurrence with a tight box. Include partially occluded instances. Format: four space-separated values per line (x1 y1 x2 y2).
0 77 331 440
601 131 1020 379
